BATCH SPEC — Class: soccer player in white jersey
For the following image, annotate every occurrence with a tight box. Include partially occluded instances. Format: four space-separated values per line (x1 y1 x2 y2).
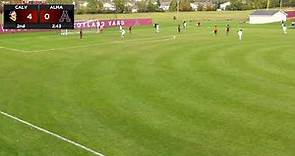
183 21 187 29
282 24 287 34
238 28 243 41
121 28 126 39
156 24 160 33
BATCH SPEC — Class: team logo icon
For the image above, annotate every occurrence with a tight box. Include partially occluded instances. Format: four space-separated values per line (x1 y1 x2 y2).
9 11 17 22
59 10 71 23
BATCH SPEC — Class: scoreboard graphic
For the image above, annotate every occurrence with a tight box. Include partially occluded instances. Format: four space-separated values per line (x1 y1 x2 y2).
3 4 74 29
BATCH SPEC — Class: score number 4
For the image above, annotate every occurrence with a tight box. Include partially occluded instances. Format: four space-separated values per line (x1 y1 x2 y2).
27 13 33 20
27 13 50 20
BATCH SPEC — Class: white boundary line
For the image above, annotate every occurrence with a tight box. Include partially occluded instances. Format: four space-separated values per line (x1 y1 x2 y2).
0 110 105 156
0 36 173 53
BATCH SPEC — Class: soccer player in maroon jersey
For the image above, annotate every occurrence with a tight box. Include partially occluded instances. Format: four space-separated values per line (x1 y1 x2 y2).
178 24 181 33
226 24 230 36
213 25 218 36
129 26 132 33
80 28 83 39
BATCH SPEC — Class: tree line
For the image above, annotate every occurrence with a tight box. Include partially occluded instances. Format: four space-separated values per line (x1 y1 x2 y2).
1 0 295 14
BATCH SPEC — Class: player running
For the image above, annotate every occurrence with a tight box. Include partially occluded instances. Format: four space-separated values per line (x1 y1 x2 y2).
281 20 285 28
282 24 287 34
79 28 83 39
121 28 126 39
173 16 176 21
226 24 230 36
98 25 104 33
183 21 187 29
238 28 243 40
155 23 160 33
213 25 218 36
178 24 181 33
129 26 133 33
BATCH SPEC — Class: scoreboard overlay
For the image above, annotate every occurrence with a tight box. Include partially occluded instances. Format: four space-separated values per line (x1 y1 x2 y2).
3 4 74 29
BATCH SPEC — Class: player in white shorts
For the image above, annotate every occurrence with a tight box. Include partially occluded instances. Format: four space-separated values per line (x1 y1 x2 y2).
281 21 285 28
238 29 243 40
121 28 126 39
183 21 187 29
282 24 287 34
155 24 160 33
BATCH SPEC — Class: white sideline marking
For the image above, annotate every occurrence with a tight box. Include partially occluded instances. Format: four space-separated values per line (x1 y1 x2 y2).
0 36 173 53
0 110 105 156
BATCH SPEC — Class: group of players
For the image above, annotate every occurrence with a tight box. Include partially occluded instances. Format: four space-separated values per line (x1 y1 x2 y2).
78 18 289 40
163 21 244 41
212 24 244 40
154 20 288 40
143 21 245 40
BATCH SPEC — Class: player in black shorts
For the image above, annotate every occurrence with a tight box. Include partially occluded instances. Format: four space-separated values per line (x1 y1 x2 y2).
79 28 83 39
214 25 218 36
226 24 230 36
129 26 132 33
178 24 181 33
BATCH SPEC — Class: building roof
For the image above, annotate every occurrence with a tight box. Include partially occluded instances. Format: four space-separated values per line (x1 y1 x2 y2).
250 10 284 16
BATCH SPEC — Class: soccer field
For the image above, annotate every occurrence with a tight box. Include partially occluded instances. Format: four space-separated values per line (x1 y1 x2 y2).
1 12 295 156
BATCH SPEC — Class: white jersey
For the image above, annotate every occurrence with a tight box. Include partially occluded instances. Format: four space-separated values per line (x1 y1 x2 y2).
119 25 123 31
183 23 187 29
283 26 287 34
238 30 243 40
121 29 126 36
238 31 243 36
156 25 160 32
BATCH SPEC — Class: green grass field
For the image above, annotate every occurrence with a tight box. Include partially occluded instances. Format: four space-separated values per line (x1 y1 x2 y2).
1 12 295 156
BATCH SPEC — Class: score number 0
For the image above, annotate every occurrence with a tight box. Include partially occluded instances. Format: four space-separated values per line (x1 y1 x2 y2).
44 13 50 20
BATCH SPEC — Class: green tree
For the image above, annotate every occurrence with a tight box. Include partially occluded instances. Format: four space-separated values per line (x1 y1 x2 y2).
147 0 156 12
197 4 203 11
286 0 295 7
156 0 161 7
228 0 251 10
251 0 267 9
136 0 147 12
114 0 126 13
87 0 103 13
0 3 3 14
9 0 23 3
76 7 86 14
179 0 192 11
48 0 73 4
169 0 177 11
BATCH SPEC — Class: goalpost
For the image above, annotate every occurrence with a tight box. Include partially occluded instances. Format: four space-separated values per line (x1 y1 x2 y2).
60 20 102 36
